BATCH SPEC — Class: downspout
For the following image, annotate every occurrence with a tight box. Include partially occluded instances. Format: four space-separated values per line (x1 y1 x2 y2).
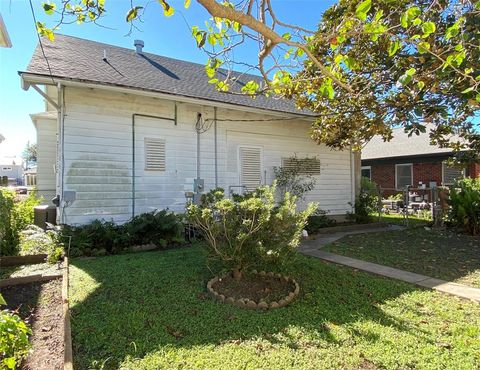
350 147 355 211
131 108 177 219
196 113 201 180
214 107 218 188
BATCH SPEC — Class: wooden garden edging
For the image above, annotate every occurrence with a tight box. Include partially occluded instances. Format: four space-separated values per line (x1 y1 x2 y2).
63 257 73 370
0 274 62 288
0 254 48 267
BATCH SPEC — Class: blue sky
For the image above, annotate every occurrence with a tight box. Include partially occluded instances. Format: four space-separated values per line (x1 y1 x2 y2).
0 0 335 161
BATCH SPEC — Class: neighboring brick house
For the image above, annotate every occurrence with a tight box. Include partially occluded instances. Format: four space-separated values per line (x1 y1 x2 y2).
361 127 480 196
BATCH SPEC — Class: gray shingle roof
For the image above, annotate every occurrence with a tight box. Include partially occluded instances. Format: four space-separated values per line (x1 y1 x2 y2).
362 126 456 160
23 34 312 116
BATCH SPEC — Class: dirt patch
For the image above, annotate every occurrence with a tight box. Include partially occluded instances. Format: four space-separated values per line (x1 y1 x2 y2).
212 273 295 303
2 280 64 370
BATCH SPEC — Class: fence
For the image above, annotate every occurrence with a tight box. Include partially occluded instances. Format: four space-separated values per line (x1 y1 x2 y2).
362 185 449 226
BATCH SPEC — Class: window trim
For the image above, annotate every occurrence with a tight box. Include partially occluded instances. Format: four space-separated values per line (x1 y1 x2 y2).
442 162 465 185
361 165 372 180
395 163 413 190
237 145 263 192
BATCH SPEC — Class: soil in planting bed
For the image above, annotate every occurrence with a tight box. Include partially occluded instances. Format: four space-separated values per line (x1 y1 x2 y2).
2 280 64 370
213 273 295 303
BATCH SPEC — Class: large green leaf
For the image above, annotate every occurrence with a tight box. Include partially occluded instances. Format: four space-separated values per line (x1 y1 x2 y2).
355 0 371 21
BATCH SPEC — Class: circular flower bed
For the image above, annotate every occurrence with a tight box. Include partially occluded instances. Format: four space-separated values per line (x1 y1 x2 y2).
207 270 300 310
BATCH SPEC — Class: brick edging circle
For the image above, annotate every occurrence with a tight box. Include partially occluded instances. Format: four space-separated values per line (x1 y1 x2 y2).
207 270 300 310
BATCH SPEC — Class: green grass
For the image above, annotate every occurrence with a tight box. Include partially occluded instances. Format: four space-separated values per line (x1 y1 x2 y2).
69 246 480 369
324 228 480 288
373 212 430 227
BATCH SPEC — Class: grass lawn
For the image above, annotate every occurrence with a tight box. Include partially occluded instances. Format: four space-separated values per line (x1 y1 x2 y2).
69 246 480 369
373 212 430 227
323 228 480 288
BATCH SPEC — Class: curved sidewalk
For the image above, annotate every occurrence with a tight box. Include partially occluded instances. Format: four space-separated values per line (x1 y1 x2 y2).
299 227 480 303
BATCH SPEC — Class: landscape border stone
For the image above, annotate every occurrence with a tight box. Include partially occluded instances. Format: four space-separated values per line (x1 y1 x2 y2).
207 271 300 310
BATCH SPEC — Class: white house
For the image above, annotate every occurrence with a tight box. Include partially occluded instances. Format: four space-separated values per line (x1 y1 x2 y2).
21 35 358 225
0 161 23 186
0 13 12 48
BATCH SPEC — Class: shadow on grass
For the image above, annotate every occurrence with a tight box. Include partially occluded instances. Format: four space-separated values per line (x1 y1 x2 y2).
66 245 439 369
323 228 480 286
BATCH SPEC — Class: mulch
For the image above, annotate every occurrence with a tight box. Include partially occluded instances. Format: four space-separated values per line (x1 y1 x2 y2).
2 280 64 370
213 273 295 303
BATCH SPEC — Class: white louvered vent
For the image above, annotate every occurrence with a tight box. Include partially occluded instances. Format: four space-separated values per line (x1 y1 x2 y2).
145 137 166 171
240 147 262 192
282 157 321 176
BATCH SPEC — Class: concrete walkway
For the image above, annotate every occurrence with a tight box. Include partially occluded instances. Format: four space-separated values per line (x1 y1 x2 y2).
300 227 480 303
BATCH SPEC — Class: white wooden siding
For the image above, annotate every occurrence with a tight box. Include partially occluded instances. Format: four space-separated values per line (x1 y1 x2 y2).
34 116 57 201
57 87 353 225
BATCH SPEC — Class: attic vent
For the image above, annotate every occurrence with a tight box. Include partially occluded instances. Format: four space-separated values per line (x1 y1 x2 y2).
282 157 321 176
145 137 166 171
240 147 262 192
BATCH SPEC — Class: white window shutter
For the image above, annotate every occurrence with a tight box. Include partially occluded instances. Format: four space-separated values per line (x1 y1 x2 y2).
443 163 464 185
240 147 262 191
145 137 166 171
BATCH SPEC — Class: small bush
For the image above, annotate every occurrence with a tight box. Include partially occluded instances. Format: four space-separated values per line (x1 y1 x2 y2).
0 295 31 370
348 177 380 224
273 156 317 200
19 224 64 263
0 189 41 256
62 210 183 256
304 209 336 234
448 178 480 235
187 185 316 279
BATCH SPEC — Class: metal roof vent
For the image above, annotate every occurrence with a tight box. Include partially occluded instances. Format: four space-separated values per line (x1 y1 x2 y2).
134 39 144 54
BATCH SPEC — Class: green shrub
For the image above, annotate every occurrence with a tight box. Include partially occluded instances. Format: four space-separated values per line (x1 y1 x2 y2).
0 295 31 370
125 210 182 246
187 185 316 279
19 225 64 263
348 177 380 224
0 189 41 256
305 209 336 234
273 156 317 200
62 210 183 256
448 178 480 235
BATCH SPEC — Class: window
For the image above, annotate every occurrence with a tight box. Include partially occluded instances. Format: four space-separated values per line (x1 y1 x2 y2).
144 137 166 171
442 162 464 185
239 147 262 192
361 166 371 180
281 157 321 176
2 167 12 171
395 163 412 189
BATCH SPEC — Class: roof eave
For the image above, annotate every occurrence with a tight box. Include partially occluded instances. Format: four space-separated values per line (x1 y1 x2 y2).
0 14 12 48
19 71 316 120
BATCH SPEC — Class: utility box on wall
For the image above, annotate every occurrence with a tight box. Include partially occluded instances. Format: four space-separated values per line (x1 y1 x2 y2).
34 205 57 230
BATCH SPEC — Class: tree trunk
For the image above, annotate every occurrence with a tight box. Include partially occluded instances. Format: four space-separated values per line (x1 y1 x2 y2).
232 267 242 280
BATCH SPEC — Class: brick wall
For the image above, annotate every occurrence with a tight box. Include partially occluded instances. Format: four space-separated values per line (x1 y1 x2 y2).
368 159 479 198
468 163 480 178
370 161 443 197
412 162 443 185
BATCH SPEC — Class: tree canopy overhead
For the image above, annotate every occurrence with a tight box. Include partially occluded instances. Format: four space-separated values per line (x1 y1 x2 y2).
38 0 479 162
